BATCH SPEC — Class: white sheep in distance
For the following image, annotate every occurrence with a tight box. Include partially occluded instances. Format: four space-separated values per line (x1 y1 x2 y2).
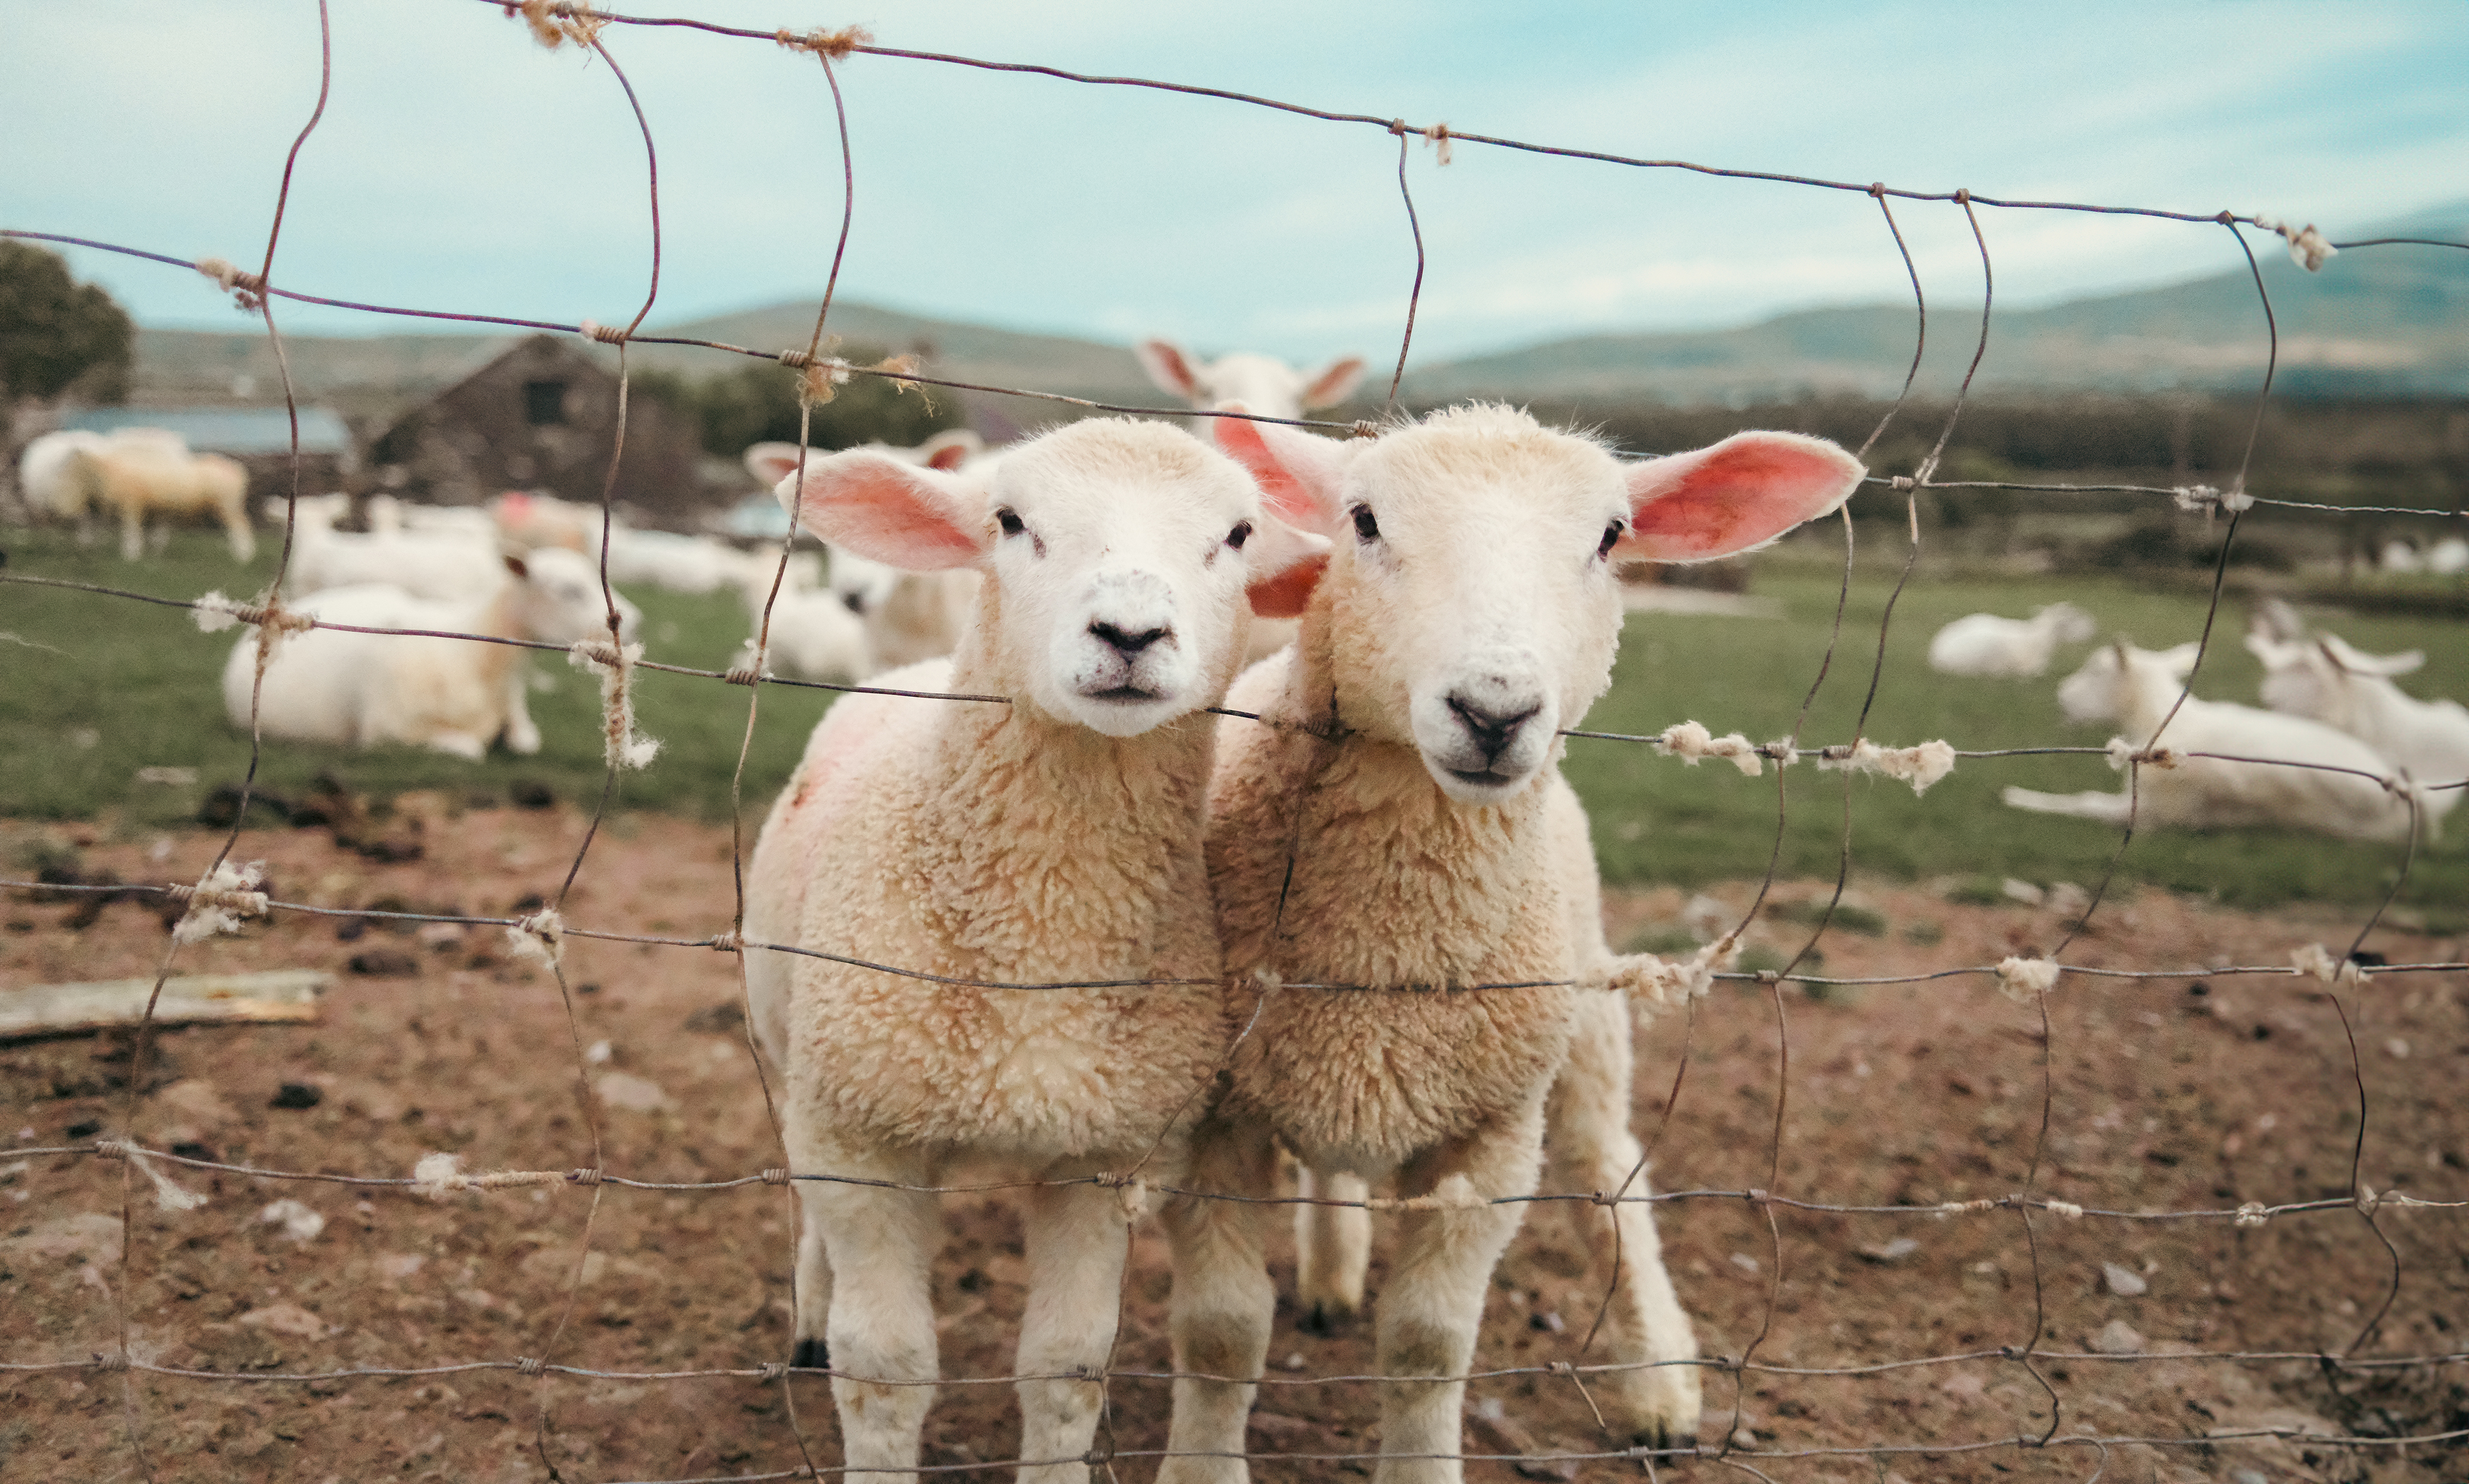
19 427 191 527
744 437 986 672
603 528 756 595
278 496 510 603
2428 535 2468 576
1136 339 1366 428
2245 621 2465 837
1927 602 2095 678
1160 406 1866 1480
739 418 1329 1483
47 436 255 561
2001 638 2422 841
221 547 639 759
736 549 870 684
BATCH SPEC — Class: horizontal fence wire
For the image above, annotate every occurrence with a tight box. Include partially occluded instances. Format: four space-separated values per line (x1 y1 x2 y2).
3 3 2464 1480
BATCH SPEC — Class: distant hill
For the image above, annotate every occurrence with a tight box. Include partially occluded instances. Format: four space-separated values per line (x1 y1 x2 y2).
131 301 1160 430
127 205 2468 422
1401 205 2469 403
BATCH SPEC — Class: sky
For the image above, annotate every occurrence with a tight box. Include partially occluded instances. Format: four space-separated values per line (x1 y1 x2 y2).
4 0 2464 369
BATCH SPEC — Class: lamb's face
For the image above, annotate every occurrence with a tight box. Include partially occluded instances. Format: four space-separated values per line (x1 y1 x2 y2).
514 547 643 646
777 419 1328 739
2053 645 2128 725
1327 419 1630 803
985 425 1299 736
825 547 905 617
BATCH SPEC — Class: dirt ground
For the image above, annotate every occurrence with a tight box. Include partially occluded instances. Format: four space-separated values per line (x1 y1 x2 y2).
3 801 2463 1483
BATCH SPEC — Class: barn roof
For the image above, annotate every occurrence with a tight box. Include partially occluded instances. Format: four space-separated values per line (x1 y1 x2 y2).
63 406 356 458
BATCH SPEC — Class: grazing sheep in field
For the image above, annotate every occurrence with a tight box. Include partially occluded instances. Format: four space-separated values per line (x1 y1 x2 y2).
53 438 255 561
740 418 1328 1484
279 497 509 603
490 489 606 554
1160 406 1864 1481
604 528 755 595
2001 639 2422 841
1927 602 2094 678
2246 620 2465 837
221 547 637 759
18 427 191 528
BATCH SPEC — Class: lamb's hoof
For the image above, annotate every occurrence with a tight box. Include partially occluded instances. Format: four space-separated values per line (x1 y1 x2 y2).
1627 1415 1701 1456
790 1336 829 1370
1296 1301 1355 1337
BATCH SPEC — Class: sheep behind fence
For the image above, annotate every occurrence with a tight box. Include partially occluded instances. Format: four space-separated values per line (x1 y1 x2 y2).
4 4 2467 1480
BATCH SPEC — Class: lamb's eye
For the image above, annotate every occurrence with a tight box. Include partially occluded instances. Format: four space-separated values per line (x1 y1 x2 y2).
1598 521 1624 559
995 508 1025 537
1351 506 1381 544
1226 520 1253 551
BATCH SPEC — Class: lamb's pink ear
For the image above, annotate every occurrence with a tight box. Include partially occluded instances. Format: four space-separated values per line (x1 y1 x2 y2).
1136 339 1202 401
916 429 983 473
1299 355 1366 410
1210 403 1349 536
1615 431 1865 562
742 442 810 487
1241 516 1332 619
774 451 988 571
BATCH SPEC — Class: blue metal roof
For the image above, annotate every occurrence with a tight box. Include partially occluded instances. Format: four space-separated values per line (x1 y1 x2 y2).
61 406 356 458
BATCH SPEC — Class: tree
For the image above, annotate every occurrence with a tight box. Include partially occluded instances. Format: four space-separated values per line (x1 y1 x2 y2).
0 241 135 403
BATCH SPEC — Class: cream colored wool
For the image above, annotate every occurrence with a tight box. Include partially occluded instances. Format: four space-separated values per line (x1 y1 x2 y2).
1163 406 1863 1482
739 417 1328 1484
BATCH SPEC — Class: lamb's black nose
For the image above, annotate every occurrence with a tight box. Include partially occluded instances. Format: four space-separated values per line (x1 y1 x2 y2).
1447 693 1539 761
1091 621 1169 657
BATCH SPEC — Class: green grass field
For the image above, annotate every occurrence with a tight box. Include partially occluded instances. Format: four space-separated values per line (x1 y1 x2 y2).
4 527 2462 913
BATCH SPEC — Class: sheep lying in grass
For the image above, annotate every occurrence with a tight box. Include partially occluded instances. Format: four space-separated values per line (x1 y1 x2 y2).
221 547 637 758
1160 406 1864 1481
279 496 511 604
1927 602 2094 678
736 549 870 684
744 437 986 673
2001 639 2422 841
741 418 1328 1483
2246 617 2465 838
49 436 254 562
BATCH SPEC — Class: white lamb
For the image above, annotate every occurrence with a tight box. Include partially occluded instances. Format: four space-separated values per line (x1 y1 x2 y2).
2002 639 2422 841
1136 339 1366 428
737 550 870 685
740 418 1328 1483
1927 602 2095 678
2428 536 2468 576
744 438 986 674
1160 406 1864 1481
2246 622 2465 837
221 547 638 759
280 497 509 604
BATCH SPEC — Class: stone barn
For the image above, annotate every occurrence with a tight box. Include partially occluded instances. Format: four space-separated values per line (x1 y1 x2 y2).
368 334 708 526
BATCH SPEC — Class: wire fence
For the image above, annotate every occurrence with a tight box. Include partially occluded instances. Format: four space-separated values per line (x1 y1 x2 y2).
4 2 2467 1480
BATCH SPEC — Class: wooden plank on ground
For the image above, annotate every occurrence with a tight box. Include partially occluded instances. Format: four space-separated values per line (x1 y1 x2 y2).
1 970 327 1040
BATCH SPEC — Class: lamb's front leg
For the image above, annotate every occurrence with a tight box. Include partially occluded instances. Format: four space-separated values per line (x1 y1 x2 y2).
1544 990 1701 1450
1373 1103 1546 1484
799 1134 942 1484
501 663 544 755
1160 1112 1278 1484
1014 1174 1132 1484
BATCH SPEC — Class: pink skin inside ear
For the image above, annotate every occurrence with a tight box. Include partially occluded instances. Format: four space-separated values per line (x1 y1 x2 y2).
1246 551 1327 619
1622 438 1857 561
1213 415 1339 535
800 461 983 571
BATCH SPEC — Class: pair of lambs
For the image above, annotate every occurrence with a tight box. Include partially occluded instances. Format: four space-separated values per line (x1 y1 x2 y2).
743 406 1864 1481
19 427 255 562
